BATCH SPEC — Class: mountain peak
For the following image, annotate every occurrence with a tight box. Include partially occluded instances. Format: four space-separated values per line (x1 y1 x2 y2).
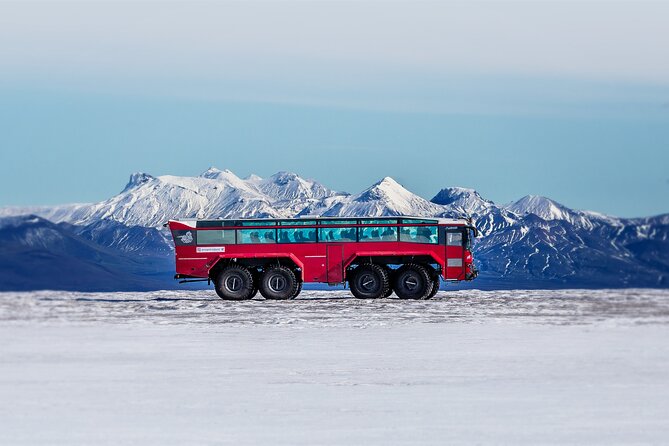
122 172 154 193
245 173 263 183
0 214 51 230
329 176 444 217
431 187 493 214
377 176 401 186
432 186 481 204
259 171 338 202
357 177 407 202
268 171 300 184
507 195 571 221
199 167 237 180
370 177 406 193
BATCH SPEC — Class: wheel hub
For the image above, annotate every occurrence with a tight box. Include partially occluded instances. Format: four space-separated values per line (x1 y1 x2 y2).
225 274 242 292
268 274 287 292
403 275 419 291
359 273 378 291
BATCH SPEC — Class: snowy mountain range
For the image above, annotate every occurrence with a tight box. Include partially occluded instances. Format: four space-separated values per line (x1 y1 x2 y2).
1 167 667 290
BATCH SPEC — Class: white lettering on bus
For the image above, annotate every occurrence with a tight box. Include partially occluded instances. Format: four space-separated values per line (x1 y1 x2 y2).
196 246 226 253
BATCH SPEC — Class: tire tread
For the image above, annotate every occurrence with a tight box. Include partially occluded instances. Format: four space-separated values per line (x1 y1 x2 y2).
394 263 432 300
259 265 299 300
215 265 255 300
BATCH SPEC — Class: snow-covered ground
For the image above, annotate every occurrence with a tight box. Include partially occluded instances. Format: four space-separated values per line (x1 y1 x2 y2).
1 289 669 445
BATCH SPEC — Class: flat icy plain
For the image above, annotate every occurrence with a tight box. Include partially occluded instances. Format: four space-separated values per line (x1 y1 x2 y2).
1 289 669 445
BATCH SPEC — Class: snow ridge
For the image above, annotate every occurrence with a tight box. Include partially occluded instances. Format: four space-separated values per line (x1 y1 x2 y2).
1 168 668 288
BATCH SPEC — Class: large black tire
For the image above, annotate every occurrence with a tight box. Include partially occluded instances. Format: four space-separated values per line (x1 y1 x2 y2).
382 267 394 298
394 264 432 300
292 281 303 299
215 265 255 300
249 277 259 299
259 266 299 300
349 264 389 299
426 267 440 299
427 276 440 299
249 269 262 299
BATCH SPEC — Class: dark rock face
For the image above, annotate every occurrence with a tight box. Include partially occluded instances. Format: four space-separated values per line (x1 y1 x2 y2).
0 215 174 291
468 208 669 289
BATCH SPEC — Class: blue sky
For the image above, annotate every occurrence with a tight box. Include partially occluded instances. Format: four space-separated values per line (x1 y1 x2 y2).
1 1 668 217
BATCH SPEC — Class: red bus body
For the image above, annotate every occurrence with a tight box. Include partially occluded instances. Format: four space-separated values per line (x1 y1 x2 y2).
168 217 478 287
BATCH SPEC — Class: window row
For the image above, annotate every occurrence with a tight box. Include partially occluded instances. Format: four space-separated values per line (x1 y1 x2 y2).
195 225 444 245
195 218 439 228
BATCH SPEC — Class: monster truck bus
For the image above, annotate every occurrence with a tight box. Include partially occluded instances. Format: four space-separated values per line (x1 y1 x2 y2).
167 216 478 300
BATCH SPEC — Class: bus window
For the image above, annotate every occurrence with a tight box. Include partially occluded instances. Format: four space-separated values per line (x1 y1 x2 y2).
320 219 357 226
399 226 438 244
197 230 236 245
238 220 276 226
279 220 316 226
359 226 397 242
196 220 225 228
359 218 398 225
446 231 463 246
318 227 357 242
277 227 317 243
464 229 473 250
237 229 276 244
400 218 437 224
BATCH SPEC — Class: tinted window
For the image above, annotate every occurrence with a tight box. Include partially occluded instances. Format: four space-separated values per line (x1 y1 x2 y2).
464 230 473 250
446 231 463 246
279 220 316 226
319 219 357 226
318 227 357 242
399 226 438 244
359 226 397 242
400 218 437 224
277 227 317 243
239 220 276 226
197 230 236 245
237 229 276 244
196 220 225 228
359 218 398 225
172 230 195 246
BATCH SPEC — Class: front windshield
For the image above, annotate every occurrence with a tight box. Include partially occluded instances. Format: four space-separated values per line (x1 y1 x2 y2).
463 229 473 250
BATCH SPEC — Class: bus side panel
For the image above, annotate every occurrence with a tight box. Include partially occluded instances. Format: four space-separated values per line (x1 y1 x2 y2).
443 229 465 280
285 242 326 283
325 244 345 283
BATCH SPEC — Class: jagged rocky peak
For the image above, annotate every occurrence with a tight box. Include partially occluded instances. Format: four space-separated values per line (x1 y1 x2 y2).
376 176 403 189
355 177 423 203
431 187 494 213
0 214 47 230
313 176 441 218
199 166 238 180
268 171 300 185
357 177 411 202
245 173 263 183
432 187 482 205
195 167 257 192
506 195 572 221
259 171 338 201
122 172 155 192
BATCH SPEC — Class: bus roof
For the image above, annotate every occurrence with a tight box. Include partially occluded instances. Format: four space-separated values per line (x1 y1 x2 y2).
169 216 472 228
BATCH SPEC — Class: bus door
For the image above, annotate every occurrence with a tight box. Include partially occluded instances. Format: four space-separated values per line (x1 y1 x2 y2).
326 244 345 284
443 228 465 280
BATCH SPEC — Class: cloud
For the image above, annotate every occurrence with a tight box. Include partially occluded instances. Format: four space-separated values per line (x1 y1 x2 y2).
1 2 669 85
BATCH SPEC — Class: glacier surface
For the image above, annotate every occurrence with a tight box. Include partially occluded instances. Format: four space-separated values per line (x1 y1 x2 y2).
1 289 668 444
